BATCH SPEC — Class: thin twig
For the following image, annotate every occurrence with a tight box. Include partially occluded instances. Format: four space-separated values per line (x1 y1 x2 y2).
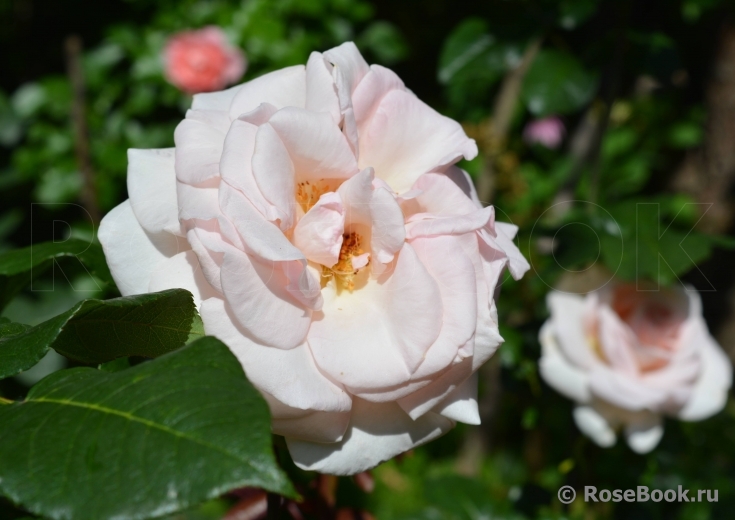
65 35 100 224
476 36 543 206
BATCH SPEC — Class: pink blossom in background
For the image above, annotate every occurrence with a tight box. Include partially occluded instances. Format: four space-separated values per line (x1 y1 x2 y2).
539 284 732 454
523 116 565 149
163 26 246 94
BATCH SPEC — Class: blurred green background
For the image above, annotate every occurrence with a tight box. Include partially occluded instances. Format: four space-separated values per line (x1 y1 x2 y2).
2 0 735 518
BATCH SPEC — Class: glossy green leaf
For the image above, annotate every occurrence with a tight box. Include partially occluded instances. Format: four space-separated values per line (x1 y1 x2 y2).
521 49 598 116
0 238 114 311
438 18 521 117
0 317 30 339
0 289 201 379
0 336 295 520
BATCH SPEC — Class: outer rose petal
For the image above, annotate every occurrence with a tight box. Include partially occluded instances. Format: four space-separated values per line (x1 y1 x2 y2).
229 65 306 119
624 414 664 454
308 244 442 390
174 110 228 184
358 89 477 193
573 405 617 448
352 65 405 133
126 148 182 236
147 250 220 305
191 83 243 111
547 292 599 370
678 321 733 420
401 172 478 219
538 321 592 403
406 234 477 379
432 374 481 424
286 398 453 475
397 306 504 419
201 298 351 413
273 410 351 444
99 200 189 296
305 52 341 123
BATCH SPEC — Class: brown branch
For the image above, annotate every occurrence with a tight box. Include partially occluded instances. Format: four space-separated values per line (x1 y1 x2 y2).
670 24 735 234
476 37 543 206
65 35 100 224
669 23 735 360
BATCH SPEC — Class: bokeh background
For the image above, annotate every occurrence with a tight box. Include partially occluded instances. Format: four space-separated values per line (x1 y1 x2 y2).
2 0 735 518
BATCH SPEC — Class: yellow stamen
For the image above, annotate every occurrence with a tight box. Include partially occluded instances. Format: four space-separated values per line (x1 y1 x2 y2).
295 180 330 213
322 232 369 292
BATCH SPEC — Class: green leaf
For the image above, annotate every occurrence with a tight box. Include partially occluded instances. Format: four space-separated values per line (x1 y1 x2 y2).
521 49 598 116
557 0 600 30
438 18 521 116
0 337 295 520
438 19 495 85
0 239 114 311
0 317 31 339
0 289 200 379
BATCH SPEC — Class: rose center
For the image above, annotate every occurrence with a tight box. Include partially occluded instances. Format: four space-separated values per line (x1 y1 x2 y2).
296 180 331 213
321 232 370 292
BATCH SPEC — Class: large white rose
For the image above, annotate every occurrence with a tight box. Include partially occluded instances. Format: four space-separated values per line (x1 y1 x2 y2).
99 42 529 475
539 283 732 453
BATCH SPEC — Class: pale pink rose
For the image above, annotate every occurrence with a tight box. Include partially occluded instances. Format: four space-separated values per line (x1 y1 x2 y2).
163 26 246 94
539 284 732 453
523 116 565 149
99 42 529 475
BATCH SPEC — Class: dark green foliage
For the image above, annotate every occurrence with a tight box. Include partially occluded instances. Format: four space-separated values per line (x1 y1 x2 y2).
0 289 201 379
0 337 294 520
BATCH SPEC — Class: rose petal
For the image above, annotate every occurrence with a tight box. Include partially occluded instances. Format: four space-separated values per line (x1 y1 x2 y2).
293 192 345 267
191 83 243 111
220 247 312 350
220 116 280 222
444 166 482 207
624 414 664 454
274 411 352 444
547 292 599 370
177 179 221 222
352 65 405 133
407 234 477 378
286 398 453 475
174 111 228 184
358 89 477 193
148 250 220 305
323 42 370 95
229 65 306 119
432 374 480 425
405 207 494 239
538 321 592 403
305 52 341 124
267 106 358 182
308 243 442 390
573 405 617 448
678 319 733 420
99 200 188 296
201 298 351 412
401 172 478 219
126 148 183 236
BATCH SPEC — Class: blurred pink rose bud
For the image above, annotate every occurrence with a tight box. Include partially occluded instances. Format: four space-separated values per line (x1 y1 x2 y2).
523 116 565 149
163 26 246 94
539 284 732 453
